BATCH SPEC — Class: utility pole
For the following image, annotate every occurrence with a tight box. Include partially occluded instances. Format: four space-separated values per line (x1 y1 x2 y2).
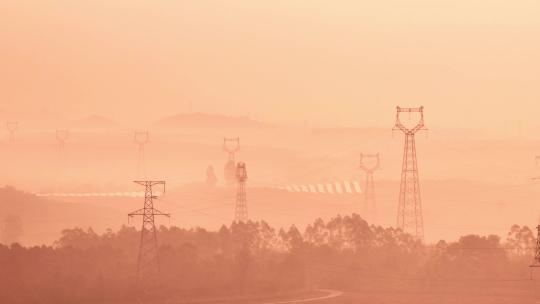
393 106 427 241
128 181 169 296
359 153 380 224
223 137 240 185
134 131 149 179
6 121 18 143
235 162 248 222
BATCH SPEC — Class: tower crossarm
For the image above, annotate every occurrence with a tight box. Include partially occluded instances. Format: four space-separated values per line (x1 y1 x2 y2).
56 129 69 142
134 130 149 145
359 153 380 172
151 208 171 217
128 208 145 217
393 106 427 134
6 121 18 132
134 180 166 189
223 137 240 153
128 208 170 218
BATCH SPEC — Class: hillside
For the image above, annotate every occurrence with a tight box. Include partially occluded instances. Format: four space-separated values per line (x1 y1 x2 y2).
153 112 271 129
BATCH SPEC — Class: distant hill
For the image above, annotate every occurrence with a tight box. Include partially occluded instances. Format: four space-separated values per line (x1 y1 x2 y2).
0 186 138 246
70 115 120 130
153 112 270 129
311 127 389 138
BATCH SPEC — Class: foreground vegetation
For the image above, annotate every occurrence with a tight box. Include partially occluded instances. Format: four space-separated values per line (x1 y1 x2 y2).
0 214 536 303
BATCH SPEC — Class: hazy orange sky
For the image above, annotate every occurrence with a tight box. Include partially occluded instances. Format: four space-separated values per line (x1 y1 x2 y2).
1 1 539 131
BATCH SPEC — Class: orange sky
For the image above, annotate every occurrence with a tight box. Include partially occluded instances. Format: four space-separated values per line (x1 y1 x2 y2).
1 0 539 131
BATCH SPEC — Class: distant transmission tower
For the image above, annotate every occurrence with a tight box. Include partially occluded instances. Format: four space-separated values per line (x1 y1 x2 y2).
533 156 540 182
223 137 240 185
532 224 540 267
235 162 248 222
393 106 427 241
134 131 149 178
56 129 69 155
128 181 169 296
6 121 18 143
531 159 540 268
359 153 380 224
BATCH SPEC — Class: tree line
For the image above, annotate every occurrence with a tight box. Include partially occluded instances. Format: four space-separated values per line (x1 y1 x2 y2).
0 214 536 303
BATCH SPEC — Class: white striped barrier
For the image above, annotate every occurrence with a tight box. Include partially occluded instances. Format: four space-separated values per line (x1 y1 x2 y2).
274 180 362 194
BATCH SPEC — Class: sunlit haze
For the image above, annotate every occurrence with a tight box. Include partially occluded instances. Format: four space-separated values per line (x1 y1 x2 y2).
1 1 540 303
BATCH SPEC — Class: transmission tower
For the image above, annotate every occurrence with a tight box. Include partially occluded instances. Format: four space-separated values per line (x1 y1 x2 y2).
56 129 69 154
531 158 540 268
235 162 248 222
128 181 169 296
6 121 18 143
532 224 540 268
223 137 240 185
134 131 149 178
359 153 380 224
393 106 427 241
533 157 540 182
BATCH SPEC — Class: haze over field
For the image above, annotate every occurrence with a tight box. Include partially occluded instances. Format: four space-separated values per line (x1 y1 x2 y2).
0 113 540 245
1 1 539 130
1 1 540 303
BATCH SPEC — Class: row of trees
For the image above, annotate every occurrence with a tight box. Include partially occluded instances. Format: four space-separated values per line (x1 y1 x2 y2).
0 214 537 303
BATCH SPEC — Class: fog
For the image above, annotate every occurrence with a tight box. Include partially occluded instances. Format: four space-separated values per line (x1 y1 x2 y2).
1 1 540 303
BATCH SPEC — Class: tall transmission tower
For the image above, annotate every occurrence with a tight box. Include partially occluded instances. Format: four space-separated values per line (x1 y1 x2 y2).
223 137 240 185
235 162 248 222
128 181 169 296
6 121 18 143
358 153 380 224
134 131 149 178
393 106 427 241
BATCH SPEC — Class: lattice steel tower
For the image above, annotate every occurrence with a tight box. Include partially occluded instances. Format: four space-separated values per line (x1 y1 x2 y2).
393 106 427 241
359 153 380 224
128 181 169 296
6 121 18 143
223 137 240 185
56 129 69 154
532 159 540 267
533 224 540 267
134 131 149 178
235 162 248 222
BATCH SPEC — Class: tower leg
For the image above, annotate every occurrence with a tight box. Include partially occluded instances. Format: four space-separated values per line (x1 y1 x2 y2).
235 182 248 222
397 133 424 241
363 172 376 224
